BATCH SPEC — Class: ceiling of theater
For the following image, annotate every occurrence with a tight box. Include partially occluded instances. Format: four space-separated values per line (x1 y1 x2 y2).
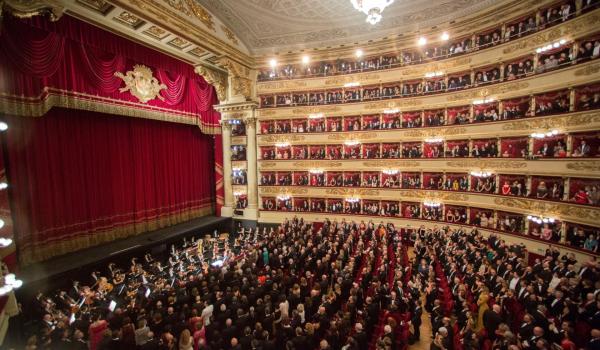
196 0 501 54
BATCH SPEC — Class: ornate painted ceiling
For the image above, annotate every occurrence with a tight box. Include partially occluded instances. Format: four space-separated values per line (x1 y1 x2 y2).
196 0 502 54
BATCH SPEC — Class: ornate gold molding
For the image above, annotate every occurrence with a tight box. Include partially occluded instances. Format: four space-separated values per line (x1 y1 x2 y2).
493 197 600 223
161 0 214 30
291 106 341 115
260 134 306 143
259 161 277 168
195 65 227 102
219 57 254 101
364 99 423 110
574 63 600 77
446 82 530 102
259 81 308 91
292 161 343 168
446 159 527 169
324 73 381 86
260 187 308 195
327 132 379 141
220 25 238 45
324 188 380 196
502 111 600 131
363 160 421 167
401 190 469 202
566 161 600 172
404 127 467 138
1 0 64 21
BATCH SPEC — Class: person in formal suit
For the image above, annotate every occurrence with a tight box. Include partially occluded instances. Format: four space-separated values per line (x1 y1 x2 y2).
483 304 504 340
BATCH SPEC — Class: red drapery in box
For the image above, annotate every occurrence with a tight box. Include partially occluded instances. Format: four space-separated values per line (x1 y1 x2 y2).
6 108 215 265
214 135 224 216
0 15 221 134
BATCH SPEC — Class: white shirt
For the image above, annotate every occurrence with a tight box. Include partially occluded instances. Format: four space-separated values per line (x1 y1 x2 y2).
201 304 214 325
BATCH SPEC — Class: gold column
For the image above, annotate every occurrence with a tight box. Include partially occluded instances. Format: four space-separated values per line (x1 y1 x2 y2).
245 116 259 220
221 122 234 217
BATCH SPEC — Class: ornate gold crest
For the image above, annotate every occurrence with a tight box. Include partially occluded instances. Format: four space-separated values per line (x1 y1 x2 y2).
115 65 167 103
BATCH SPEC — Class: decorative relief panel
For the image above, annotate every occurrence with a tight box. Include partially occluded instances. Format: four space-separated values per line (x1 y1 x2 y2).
324 73 381 86
327 132 378 141
493 198 600 224
292 161 343 168
566 161 600 172
446 159 527 169
324 188 380 196
161 0 215 30
260 134 306 143
364 99 423 110
259 162 277 168
574 63 600 77
502 111 600 131
446 82 530 102
260 187 308 195
404 127 467 138
401 190 469 202
291 106 341 115
363 160 421 168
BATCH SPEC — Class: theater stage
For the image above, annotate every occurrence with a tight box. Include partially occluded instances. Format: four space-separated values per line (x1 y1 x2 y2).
19 215 231 295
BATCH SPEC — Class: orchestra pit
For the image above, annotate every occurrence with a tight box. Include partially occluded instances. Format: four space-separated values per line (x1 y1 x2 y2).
0 0 598 349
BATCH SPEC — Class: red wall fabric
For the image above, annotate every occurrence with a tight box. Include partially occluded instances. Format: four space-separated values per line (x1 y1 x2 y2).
214 135 224 216
0 15 221 133
5 108 215 265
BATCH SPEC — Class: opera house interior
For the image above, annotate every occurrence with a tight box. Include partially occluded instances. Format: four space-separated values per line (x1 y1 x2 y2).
0 0 598 349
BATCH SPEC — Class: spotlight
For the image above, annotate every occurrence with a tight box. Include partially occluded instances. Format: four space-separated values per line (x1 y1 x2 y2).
441 32 450 41
302 55 310 64
355 49 363 58
269 59 277 68
418 36 427 46
0 122 7 131
0 182 7 190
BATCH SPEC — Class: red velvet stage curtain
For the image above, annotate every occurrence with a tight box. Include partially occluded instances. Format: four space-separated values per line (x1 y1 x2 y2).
0 15 221 133
5 108 215 265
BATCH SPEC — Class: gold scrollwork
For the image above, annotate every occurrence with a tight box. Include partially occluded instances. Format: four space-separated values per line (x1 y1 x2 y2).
1 0 64 21
327 132 378 141
502 111 600 131
403 127 467 138
446 82 529 102
195 65 227 102
446 159 527 169
363 160 421 167
574 63 600 77
260 187 308 195
566 161 600 172
292 161 342 168
493 198 600 224
260 135 305 143
325 188 380 196
291 106 341 115
259 162 277 168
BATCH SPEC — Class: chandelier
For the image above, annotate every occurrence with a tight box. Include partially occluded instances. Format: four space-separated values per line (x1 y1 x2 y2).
350 0 395 25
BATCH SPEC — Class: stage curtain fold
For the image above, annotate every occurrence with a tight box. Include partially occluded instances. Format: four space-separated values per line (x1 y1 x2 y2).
0 15 221 134
6 108 215 265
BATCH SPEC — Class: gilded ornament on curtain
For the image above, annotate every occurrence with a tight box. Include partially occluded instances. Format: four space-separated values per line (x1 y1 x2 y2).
114 65 167 103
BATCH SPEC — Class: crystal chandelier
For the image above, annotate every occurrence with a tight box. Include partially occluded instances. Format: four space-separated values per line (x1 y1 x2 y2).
350 0 395 25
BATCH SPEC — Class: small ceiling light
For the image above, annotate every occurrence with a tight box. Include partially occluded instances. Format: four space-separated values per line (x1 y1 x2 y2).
0 183 7 190
343 82 361 88
553 42 560 48
441 32 450 41
418 36 427 46
0 122 7 131
559 39 566 45
302 55 310 64
269 59 277 68
355 49 363 58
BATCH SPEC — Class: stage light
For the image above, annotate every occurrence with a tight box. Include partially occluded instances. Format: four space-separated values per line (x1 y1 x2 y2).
0 122 7 131
302 55 310 64
441 32 450 41
269 59 277 68
355 49 363 58
418 36 427 46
